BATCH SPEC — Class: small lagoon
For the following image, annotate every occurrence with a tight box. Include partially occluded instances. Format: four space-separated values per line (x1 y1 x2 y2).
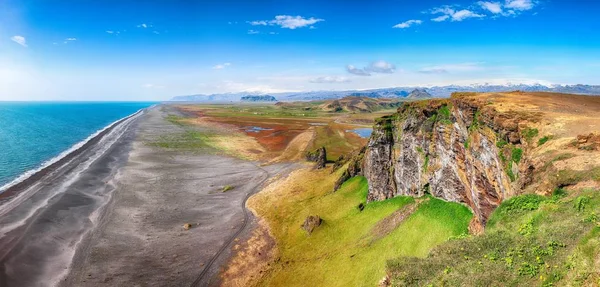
347 128 373 138
243 126 274 133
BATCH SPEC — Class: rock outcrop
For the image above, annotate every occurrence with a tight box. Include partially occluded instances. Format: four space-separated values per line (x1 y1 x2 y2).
306 147 327 169
340 94 541 226
301 215 322 235
333 147 365 191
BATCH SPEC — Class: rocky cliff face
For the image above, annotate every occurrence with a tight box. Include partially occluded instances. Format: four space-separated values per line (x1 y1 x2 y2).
358 95 538 226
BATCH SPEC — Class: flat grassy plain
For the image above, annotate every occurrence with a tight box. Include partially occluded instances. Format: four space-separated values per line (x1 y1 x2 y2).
248 167 472 287
171 103 395 161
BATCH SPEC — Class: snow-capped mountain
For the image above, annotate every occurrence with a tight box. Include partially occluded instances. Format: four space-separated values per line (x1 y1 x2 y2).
169 84 600 102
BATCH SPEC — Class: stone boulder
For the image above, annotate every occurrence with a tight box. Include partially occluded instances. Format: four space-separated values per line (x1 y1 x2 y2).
301 215 322 235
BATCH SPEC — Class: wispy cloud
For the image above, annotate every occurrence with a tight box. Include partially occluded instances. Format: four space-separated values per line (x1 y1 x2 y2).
142 83 165 89
65 38 77 41
430 6 485 22
213 63 232 70
10 36 27 47
309 76 351 83
419 62 484 74
249 15 324 29
347 61 397 76
427 0 537 23
431 15 450 22
247 29 260 34
393 19 422 29
137 23 152 28
249 20 268 26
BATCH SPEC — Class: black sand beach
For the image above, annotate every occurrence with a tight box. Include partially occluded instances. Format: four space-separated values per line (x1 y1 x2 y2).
0 105 294 286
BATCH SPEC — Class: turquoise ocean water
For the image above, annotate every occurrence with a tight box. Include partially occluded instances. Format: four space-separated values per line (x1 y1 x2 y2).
0 102 155 190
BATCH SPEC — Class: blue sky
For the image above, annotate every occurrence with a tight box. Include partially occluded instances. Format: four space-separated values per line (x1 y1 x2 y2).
1 0 599 101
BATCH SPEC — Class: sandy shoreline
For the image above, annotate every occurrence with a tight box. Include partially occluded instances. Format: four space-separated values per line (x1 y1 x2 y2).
0 104 297 286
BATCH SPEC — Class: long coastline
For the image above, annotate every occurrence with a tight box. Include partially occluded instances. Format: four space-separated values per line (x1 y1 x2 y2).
0 106 148 286
0 104 297 287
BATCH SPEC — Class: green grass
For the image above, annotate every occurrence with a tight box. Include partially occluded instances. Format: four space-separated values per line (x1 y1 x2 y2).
468 110 481 132
522 127 539 143
253 173 472 287
512 147 523 164
387 189 600 286
151 130 210 149
538 135 552 146
497 138 509 148
222 185 234 192
309 125 357 161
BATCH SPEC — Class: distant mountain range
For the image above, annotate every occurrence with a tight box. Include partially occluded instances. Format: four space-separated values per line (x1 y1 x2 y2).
240 95 277 102
169 84 600 102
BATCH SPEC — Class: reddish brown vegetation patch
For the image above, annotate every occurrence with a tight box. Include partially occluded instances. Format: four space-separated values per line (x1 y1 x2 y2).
209 117 309 152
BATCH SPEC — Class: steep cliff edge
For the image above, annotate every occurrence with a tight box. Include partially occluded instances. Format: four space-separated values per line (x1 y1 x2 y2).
342 92 600 227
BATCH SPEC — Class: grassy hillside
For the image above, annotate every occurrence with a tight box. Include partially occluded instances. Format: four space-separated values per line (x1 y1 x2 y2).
249 168 472 287
387 188 600 286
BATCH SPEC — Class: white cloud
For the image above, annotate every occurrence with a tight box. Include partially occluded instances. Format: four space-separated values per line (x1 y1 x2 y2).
106 31 114 34
347 61 397 76
247 29 260 34
393 19 422 29
346 65 371 76
365 61 396 73
213 63 232 70
137 23 152 28
272 15 324 29
309 76 350 83
65 38 77 41
431 15 450 22
505 0 534 10
430 6 485 22
249 15 324 29
10 36 27 47
478 1 503 13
